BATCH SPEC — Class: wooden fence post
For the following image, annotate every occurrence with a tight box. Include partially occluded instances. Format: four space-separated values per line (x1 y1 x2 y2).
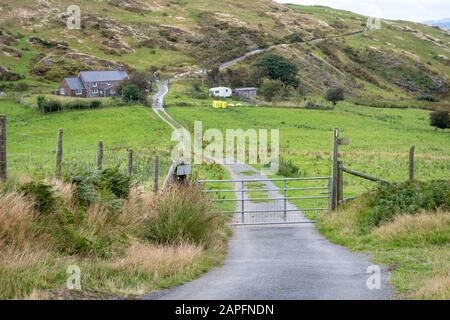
55 128 63 178
96 141 103 171
330 128 339 210
337 161 344 205
409 146 415 182
128 148 133 176
153 154 159 194
0 115 6 181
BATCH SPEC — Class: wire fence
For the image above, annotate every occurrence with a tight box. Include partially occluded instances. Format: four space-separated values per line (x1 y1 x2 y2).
6 141 173 190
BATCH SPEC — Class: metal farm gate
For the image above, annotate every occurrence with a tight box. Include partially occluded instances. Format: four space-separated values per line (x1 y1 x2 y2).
197 177 332 225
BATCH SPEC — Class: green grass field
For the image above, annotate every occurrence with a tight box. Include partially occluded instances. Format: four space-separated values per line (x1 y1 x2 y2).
0 98 174 183
2 95 448 196
167 103 449 202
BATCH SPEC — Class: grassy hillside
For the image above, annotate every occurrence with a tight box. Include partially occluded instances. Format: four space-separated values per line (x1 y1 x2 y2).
1 1 449 101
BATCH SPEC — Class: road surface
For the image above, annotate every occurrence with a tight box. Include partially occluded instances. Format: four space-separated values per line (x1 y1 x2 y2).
145 163 393 300
148 46 393 300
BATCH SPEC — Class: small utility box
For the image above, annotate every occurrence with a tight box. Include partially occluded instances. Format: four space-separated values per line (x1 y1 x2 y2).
177 164 192 176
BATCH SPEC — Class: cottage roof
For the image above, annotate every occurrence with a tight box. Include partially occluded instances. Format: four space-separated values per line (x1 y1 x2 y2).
64 77 85 90
79 70 129 83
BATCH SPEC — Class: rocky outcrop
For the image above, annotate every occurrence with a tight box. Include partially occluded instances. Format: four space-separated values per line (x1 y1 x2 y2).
32 52 129 81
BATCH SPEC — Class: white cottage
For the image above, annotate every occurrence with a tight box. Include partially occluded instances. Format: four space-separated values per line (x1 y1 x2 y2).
209 87 232 98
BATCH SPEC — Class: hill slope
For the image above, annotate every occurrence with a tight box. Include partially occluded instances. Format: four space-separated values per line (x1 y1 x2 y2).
0 0 449 100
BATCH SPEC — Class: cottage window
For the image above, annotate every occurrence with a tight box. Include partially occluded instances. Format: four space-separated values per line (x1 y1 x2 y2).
75 89 82 95
92 82 98 87
92 89 99 94
60 88 65 96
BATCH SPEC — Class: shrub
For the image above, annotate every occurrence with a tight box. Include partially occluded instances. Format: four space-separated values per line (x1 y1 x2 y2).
260 78 284 102
144 185 223 247
117 72 152 98
67 100 90 110
277 158 300 177
175 102 193 107
90 100 101 109
356 180 450 233
191 91 208 100
55 204 118 257
37 97 61 113
122 84 140 103
417 95 439 102
94 167 131 199
430 110 449 130
46 100 62 113
18 181 57 215
325 87 345 106
36 96 46 109
253 53 299 88
285 33 303 44
71 167 131 208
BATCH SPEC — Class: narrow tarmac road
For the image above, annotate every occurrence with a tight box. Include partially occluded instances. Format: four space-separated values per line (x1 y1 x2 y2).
147 224 392 300
146 163 393 300
148 53 393 300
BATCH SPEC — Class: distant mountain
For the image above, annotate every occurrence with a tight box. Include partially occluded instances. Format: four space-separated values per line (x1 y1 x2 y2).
424 18 450 30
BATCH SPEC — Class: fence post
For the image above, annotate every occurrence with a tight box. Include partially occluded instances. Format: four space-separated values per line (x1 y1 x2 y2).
96 140 103 171
128 148 133 176
55 128 63 178
328 177 333 210
283 179 287 221
0 115 6 181
330 128 339 210
241 181 245 224
337 161 344 205
409 146 415 182
153 155 159 194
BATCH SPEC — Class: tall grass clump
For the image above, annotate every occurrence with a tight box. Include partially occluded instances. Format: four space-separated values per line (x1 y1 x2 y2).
277 157 300 177
373 210 450 246
319 180 450 299
0 169 230 299
356 180 450 233
0 192 39 249
144 185 224 247
0 168 228 299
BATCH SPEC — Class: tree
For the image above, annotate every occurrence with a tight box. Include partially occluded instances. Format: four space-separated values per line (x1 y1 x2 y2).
260 79 284 102
325 87 345 106
253 53 299 88
430 110 449 130
122 85 140 103
117 72 151 96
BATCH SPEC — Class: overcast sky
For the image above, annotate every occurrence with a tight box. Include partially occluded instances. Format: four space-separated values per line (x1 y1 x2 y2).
276 0 450 22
